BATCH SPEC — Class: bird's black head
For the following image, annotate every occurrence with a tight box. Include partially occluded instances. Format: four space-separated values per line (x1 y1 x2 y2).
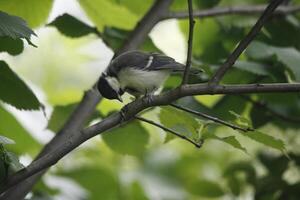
97 74 123 102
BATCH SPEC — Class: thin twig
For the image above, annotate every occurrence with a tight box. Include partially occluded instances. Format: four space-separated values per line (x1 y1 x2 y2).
182 0 195 85
240 95 300 123
135 116 203 148
209 0 284 85
164 5 300 19
170 103 254 132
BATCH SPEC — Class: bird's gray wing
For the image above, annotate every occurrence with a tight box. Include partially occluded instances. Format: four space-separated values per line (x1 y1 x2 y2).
144 52 186 71
107 51 190 75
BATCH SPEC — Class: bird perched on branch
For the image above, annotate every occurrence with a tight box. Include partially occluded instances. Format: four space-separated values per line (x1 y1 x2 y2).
97 50 200 102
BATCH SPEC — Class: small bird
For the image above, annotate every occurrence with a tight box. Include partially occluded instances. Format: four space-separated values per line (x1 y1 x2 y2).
97 50 198 102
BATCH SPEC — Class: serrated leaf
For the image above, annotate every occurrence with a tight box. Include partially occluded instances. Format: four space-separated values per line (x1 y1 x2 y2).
159 107 201 141
102 121 149 156
0 135 15 145
0 36 24 55
48 14 97 38
78 0 138 31
208 134 247 153
0 11 36 45
0 0 53 28
0 61 41 110
244 131 285 151
219 136 247 154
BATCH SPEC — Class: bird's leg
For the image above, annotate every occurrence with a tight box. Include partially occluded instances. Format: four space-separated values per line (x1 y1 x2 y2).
143 89 155 105
120 104 129 121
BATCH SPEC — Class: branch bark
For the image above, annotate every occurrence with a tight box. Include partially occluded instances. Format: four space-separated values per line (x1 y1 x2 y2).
209 0 284 85
164 4 300 19
0 0 174 199
182 0 195 85
2 82 300 192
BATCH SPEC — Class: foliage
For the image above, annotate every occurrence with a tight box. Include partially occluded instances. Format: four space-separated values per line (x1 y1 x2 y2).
0 0 300 199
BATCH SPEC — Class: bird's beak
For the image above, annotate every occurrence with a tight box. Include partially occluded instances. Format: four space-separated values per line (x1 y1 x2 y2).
117 95 123 103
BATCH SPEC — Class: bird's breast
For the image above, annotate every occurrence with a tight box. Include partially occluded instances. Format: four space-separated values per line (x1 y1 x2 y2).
118 68 169 94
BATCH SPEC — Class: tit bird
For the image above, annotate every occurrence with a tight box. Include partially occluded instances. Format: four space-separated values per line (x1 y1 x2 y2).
97 50 197 102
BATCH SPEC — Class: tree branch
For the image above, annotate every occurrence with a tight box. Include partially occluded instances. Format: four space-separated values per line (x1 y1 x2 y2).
135 116 203 148
209 0 284 85
164 4 300 19
182 0 195 85
0 0 174 199
170 103 254 132
2 82 300 192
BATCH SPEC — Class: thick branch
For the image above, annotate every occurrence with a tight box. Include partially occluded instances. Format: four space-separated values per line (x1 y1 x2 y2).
135 116 202 148
2 82 300 192
182 0 195 85
164 4 300 19
209 0 284 85
0 0 174 199
170 103 254 132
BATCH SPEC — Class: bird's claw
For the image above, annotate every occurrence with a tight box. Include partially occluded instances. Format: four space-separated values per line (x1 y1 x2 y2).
143 93 154 105
120 105 128 121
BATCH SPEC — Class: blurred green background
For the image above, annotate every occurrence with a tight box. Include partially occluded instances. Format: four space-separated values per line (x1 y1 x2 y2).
0 0 300 199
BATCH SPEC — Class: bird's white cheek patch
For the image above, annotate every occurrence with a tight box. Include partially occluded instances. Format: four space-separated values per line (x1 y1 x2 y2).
106 76 121 92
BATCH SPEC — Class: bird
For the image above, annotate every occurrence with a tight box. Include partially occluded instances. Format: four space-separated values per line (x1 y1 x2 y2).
97 50 199 102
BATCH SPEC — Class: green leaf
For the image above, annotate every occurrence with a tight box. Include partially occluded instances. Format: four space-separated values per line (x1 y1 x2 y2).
244 131 285 151
233 61 270 76
0 0 53 28
115 0 153 16
188 179 224 198
0 135 15 145
0 61 41 110
0 105 41 155
0 11 36 45
247 41 300 81
0 37 24 55
250 106 271 128
48 14 97 38
273 47 300 81
102 121 149 156
229 110 252 128
58 167 120 200
218 136 247 154
5 151 23 173
159 107 201 141
213 96 247 121
78 0 138 31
